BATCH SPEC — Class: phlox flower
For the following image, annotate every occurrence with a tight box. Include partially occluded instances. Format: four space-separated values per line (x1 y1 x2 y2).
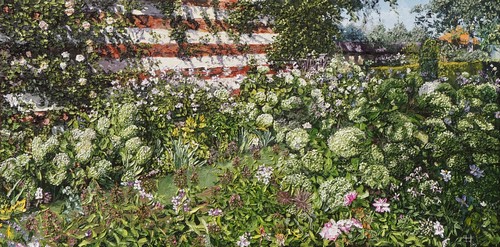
319 220 341 241
373 198 390 213
343 191 357 206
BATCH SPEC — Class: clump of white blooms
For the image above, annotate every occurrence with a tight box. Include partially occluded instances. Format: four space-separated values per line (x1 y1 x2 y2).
418 80 441 96
81 128 96 141
213 88 230 101
75 140 93 163
134 146 152 166
120 124 139 139
32 136 46 162
125 137 142 153
46 152 71 186
266 92 278 106
256 114 274 129
281 96 302 111
277 155 302 174
285 128 309 151
255 165 273 185
88 159 112 180
255 91 267 104
361 164 391 190
328 127 366 158
281 173 313 192
96 116 111 134
117 103 137 127
301 149 323 173
319 177 353 211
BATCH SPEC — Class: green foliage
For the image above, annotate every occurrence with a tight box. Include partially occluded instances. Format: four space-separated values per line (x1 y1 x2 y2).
419 39 440 81
226 0 396 61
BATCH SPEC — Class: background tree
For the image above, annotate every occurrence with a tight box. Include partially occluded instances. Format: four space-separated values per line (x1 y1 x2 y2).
412 0 500 50
227 0 397 61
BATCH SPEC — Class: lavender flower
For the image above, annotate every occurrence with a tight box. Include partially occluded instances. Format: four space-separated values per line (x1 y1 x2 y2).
469 165 484 178
255 165 273 185
236 233 251 247
208 208 223 216
373 198 390 213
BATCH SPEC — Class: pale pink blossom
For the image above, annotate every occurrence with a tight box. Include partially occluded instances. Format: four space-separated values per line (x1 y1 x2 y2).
82 21 91 30
373 198 390 213
319 220 341 241
39 20 48 30
64 8 75 16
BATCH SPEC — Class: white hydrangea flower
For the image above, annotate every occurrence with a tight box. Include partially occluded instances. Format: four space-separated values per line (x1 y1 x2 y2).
286 128 309 151
256 114 274 129
327 127 365 158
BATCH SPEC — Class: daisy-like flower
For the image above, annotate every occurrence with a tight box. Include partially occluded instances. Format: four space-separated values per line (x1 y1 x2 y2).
373 198 390 213
39 20 49 30
433 221 444 238
469 164 484 178
60 62 67 70
82 21 91 30
105 26 114 33
75 54 85 62
440 169 451 182
343 191 357 206
64 8 75 16
35 187 44 200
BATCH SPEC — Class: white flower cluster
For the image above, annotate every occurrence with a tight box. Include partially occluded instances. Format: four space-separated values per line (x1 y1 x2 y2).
361 164 390 190
96 116 111 134
87 159 112 180
418 80 441 96
47 153 71 186
134 146 152 166
117 103 138 127
319 177 353 211
125 137 142 153
281 96 302 111
255 165 273 185
327 127 366 158
213 88 230 101
75 140 93 163
255 91 267 104
281 173 313 192
120 124 139 139
301 149 324 173
256 114 274 129
285 128 309 151
277 155 301 174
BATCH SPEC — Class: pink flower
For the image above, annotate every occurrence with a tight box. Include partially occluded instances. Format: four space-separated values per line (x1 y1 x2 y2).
350 218 363 228
319 220 341 241
343 191 358 206
373 198 390 213
336 219 352 233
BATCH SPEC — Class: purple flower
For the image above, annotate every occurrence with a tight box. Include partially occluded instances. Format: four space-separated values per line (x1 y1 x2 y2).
495 111 500 119
343 191 357 206
208 208 223 216
469 165 484 178
373 198 390 213
456 195 468 208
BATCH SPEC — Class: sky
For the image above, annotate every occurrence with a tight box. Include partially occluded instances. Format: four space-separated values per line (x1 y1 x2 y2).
344 0 430 30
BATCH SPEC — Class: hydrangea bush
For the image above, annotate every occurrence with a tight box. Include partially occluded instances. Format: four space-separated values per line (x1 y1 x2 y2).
1 54 499 246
